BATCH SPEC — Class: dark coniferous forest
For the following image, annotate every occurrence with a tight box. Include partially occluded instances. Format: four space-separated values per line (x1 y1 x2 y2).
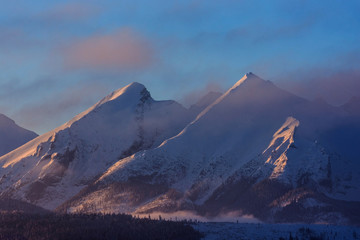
0 212 203 240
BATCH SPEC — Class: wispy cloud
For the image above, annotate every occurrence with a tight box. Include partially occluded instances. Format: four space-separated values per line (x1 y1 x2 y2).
13 83 108 133
60 28 155 72
1 2 102 27
0 2 104 71
38 2 102 22
226 16 317 44
0 28 30 49
0 78 59 103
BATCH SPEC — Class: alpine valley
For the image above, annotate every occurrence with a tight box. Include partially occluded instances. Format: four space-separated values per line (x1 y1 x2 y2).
1 73 359 225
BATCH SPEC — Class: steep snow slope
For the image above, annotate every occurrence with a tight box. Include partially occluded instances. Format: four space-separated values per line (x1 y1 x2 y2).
63 73 359 224
0 114 38 157
0 82 192 209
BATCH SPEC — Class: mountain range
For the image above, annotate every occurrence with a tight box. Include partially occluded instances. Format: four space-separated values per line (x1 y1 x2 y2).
0 73 359 225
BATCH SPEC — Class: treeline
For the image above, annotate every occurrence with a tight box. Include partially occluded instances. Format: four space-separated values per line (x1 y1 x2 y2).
0 212 203 240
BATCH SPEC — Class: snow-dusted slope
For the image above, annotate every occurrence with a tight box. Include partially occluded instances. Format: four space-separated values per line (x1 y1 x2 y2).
63 73 360 225
0 114 38 157
0 82 192 209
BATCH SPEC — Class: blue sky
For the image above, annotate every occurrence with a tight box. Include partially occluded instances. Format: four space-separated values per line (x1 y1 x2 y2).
0 0 359 134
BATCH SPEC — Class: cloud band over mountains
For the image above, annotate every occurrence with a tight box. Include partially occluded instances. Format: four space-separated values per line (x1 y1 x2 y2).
61 28 155 72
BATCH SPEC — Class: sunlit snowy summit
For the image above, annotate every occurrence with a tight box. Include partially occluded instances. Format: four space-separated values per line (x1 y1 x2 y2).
1 73 359 225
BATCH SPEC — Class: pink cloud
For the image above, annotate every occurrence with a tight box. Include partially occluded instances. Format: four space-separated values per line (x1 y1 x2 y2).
62 28 154 71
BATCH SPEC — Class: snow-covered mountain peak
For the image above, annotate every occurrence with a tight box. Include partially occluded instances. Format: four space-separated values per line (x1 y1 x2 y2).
97 82 150 106
0 82 193 209
230 72 267 91
61 82 151 129
190 73 280 124
1 75 359 225
245 71 255 77
197 73 273 112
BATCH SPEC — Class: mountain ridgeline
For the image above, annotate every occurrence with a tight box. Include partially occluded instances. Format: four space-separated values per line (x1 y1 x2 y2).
1 73 359 225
